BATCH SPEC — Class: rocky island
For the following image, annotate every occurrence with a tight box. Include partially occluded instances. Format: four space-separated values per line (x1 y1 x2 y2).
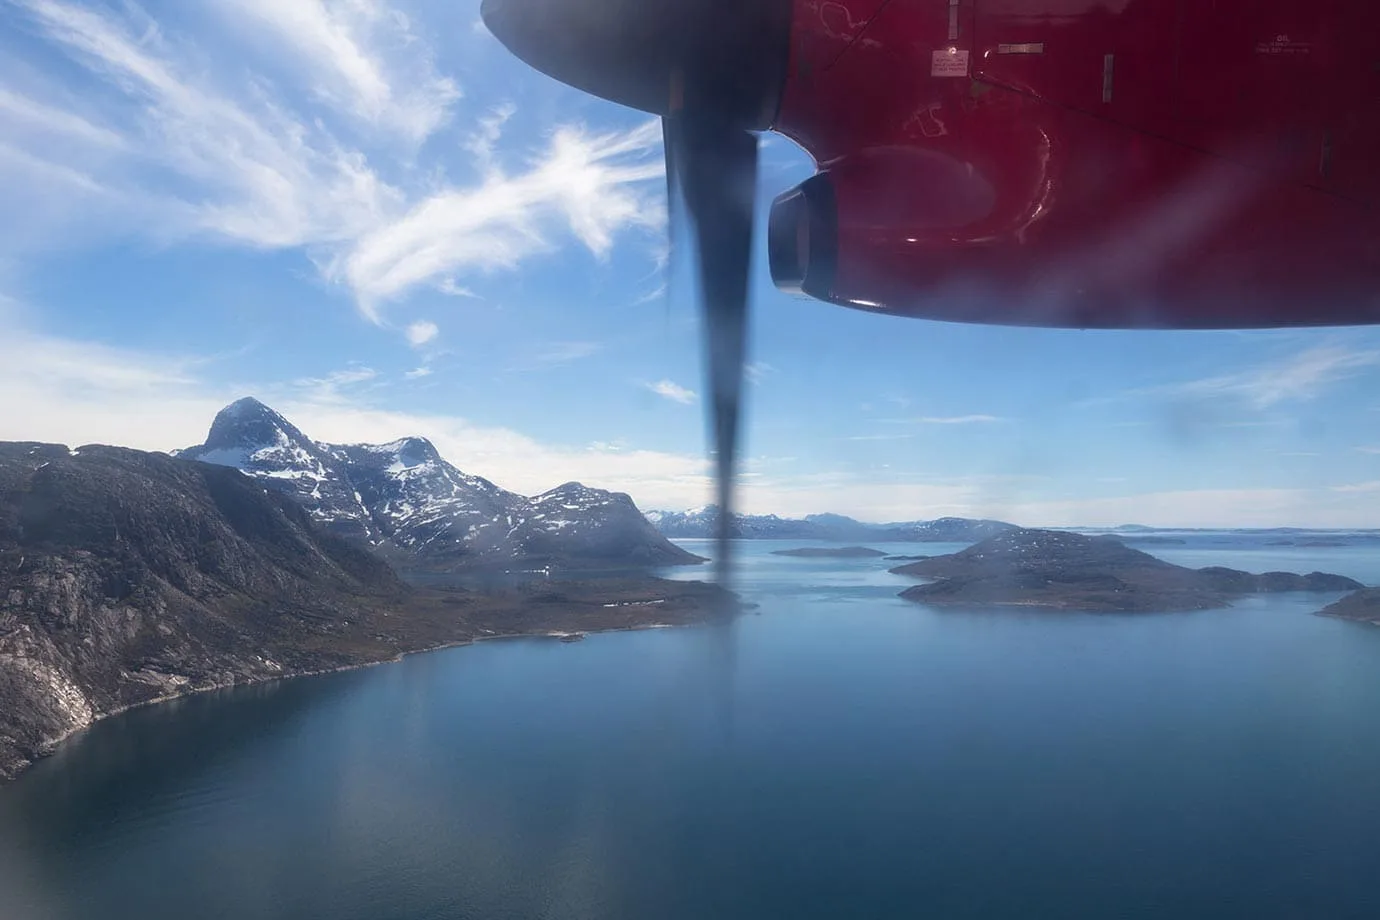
771 546 887 559
0 441 734 783
892 529 1362 612
1317 588 1380 624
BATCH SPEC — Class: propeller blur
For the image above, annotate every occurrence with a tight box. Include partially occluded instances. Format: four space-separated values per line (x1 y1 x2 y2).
479 0 1380 582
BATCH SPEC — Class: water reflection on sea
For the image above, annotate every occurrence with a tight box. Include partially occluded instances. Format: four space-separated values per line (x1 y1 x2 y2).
2 537 1379 920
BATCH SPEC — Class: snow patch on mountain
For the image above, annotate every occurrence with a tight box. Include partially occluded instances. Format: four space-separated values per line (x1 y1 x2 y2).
178 399 702 570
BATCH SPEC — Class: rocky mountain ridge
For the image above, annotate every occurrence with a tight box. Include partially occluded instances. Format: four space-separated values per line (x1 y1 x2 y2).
177 398 701 571
0 441 411 781
0 441 732 782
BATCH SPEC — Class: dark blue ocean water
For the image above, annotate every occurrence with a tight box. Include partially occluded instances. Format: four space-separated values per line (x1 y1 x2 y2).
2 538 1379 920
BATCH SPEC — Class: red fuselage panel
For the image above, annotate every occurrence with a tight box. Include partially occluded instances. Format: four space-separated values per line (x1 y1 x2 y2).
772 0 1380 328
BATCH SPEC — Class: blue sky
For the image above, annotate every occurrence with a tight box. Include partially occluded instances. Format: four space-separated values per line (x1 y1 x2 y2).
1 0 1378 527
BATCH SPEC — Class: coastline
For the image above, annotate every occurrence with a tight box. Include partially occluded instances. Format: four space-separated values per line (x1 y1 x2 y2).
4 612 708 787
1316 611 1380 627
1 572 738 787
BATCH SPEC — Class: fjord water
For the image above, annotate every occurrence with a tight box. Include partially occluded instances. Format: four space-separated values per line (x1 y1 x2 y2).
3 539 1380 920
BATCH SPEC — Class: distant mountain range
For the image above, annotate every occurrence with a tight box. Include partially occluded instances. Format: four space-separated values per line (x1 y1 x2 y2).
176 398 701 572
645 507 1017 542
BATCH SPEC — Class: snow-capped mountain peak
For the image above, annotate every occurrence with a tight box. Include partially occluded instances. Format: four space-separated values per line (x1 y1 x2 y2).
178 400 702 571
185 396 318 469
176 397 372 536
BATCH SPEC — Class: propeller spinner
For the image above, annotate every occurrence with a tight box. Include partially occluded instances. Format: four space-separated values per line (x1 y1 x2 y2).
481 0 793 583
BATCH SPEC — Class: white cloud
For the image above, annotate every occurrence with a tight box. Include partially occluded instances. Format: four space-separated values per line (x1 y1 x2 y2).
436 278 477 298
3 0 663 325
291 365 379 403
881 415 1006 425
632 280 668 306
0 140 107 195
0 85 125 148
1332 481 1380 494
404 366 433 379
993 488 1376 529
916 415 1005 425
405 320 439 346
4 309 1377 527
8 0 403 249
331 119 664 317
1143 345 1380 411
465 102 516 175
532 341 602 365
224 0 461 143
1356 446 1380 455
645 379 697 405
278 402 710 504
0 318 231 450
745 362 775 385
0 307 707 503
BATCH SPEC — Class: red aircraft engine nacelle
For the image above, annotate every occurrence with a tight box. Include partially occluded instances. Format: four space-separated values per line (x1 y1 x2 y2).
766 0 1380 328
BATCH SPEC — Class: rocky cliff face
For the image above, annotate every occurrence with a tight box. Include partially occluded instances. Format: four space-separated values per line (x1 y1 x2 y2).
177 399 701 571
0 442 413 781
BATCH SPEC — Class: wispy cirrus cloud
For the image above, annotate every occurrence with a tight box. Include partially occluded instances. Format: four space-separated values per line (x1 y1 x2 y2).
645 379 697 405
331 119 664 317
0 85 125 148
1134 344 1380 411
222 0 461 143
916 415 1005 425
465 102 517 175
746 362 775 385
3 0 665 330
532 341 603 365
291 365 380 404
8 0 402 248
881 414 1007 425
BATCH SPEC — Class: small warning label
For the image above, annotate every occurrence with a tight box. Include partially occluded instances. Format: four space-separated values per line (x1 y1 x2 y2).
931 48 970 78
1255 35 1312 56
